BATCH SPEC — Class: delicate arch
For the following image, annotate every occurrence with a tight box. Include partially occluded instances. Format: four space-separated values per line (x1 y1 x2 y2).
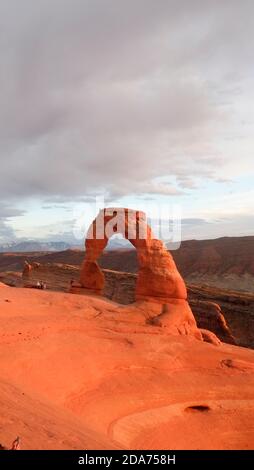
80 208 187 303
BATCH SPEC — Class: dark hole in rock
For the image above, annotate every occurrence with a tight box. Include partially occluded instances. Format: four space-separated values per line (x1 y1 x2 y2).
221 359 233 368
185 405 210 412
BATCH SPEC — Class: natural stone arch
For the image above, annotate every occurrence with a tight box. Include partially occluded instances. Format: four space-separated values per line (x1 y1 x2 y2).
72 207 219 342
79 208 187 303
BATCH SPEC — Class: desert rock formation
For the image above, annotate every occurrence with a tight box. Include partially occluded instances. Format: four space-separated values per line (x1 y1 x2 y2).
75 208 203 340
19 263 236 346
189 299 236 344
0 285 254 450
22 261 33 278
80 209 186 301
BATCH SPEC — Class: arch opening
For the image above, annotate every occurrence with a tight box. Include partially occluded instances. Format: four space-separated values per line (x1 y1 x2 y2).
97 234 138 304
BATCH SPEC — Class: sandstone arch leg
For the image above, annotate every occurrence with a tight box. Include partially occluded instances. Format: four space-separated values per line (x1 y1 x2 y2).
79 237 108 294
80 260 105 293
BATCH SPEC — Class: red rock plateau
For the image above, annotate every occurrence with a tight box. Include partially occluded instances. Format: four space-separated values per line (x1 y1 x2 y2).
1 260 252 349
1 285 254 450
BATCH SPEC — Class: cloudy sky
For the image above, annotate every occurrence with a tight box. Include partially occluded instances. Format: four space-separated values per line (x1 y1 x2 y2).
0 0 253 244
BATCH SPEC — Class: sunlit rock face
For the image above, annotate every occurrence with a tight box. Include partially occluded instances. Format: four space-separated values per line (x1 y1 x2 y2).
80 208 186 300
78 208 202 340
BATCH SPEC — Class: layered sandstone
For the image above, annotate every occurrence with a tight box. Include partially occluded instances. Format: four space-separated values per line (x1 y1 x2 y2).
76 208 202 340
0 285 253 450
189 300 236 344
21 264 239 347
79 208 187 302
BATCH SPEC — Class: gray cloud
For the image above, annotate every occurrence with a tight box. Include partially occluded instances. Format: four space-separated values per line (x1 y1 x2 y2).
0 204 25 242
0 206 24 219
0 0 253 203
0 220 17 242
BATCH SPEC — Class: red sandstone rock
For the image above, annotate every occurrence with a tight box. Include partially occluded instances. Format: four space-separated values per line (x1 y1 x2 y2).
22 261 32 278
189 299 235 344
22 260 41 279
149 300 202 340
80 260 104 293
0 285 254 450
200 329 221 346
78 208 203 341
80 208 187 302
0 282 9 288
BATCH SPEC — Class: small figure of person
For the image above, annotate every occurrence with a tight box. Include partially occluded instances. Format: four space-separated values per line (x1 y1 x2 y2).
11 436 20 450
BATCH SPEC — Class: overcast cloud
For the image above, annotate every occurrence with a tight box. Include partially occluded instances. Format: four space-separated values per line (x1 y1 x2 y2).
0 0 253 241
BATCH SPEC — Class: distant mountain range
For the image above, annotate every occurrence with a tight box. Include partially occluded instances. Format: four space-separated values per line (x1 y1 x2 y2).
0 236 132 253
0 241 72 253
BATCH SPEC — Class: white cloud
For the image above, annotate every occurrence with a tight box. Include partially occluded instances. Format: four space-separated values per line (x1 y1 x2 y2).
0 0 253 240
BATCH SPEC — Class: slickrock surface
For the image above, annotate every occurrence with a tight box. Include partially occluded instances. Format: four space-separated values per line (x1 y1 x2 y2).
19 262 245 347
0 286 254 450
18 260 254 345
0 379 118 450
0 282 9 288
